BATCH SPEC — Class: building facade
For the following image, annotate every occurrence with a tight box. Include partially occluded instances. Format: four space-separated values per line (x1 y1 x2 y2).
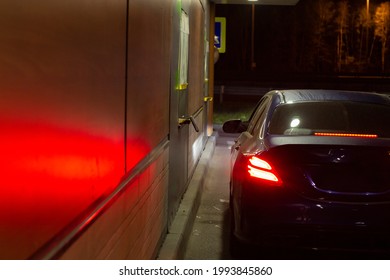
0 0 213 259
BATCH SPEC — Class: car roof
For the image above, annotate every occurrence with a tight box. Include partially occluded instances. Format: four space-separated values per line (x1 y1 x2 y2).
271 89 390 105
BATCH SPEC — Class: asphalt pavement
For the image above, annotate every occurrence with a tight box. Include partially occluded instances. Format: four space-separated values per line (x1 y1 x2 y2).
157 125 237 260
183 126 236 259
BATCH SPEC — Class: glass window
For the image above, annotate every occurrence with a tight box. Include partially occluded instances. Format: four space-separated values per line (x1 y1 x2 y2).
268 101 390 138
247 97 269 134
178 10 189 90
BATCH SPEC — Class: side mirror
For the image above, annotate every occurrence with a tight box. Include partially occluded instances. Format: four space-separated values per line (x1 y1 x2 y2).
222 120 247 133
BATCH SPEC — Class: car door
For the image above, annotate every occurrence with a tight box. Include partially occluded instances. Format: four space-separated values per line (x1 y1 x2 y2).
231 96 271 163
229 95 272 219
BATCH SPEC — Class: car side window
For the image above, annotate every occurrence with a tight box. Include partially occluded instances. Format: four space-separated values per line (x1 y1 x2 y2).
247 97 269 135
252 102 269 138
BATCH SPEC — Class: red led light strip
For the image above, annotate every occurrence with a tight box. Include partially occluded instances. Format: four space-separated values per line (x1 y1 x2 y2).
314 132 378 138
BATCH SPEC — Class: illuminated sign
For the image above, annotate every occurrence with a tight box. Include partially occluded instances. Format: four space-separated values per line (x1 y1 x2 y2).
215 17 226 53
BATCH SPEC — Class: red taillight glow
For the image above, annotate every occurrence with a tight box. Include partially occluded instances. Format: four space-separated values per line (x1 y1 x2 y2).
249 157 272 170
247 156 282 186
314 132 378 138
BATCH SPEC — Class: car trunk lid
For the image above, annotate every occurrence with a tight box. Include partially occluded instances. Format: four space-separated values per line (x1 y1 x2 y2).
264 137 390 203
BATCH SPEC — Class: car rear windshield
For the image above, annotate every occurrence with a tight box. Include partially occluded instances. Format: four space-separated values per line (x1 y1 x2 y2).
268 101 390 138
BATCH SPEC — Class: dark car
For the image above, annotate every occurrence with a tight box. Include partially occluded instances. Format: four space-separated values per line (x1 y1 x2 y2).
223 89 390 257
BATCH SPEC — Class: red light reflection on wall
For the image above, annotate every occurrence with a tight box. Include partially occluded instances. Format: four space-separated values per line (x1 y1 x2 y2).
0 118 149 259
126 137 151 172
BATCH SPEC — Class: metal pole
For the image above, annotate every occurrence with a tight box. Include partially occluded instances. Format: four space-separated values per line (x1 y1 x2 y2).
251 4 256 70
366 0 370 62
207 2 216 136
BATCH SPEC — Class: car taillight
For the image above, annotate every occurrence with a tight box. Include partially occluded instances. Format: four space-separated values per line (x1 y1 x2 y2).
247 155 282 186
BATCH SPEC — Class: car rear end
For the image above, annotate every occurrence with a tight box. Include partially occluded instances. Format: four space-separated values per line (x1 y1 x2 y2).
231 93 390 253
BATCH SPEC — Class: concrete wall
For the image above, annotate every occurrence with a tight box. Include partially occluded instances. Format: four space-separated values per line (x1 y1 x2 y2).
187 0 207 178
0 0 209 259
60 0 172 260
167 0 209 227
0 0 127 259
60 145 169 259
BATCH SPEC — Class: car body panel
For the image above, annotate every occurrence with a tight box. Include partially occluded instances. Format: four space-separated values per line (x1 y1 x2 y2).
227 89 390 253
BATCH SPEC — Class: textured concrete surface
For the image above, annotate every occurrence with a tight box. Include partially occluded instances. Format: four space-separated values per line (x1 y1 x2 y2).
157 135 216 259
183 131 234 259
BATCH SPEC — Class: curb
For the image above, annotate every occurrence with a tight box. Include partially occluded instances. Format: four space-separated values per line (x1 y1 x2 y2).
157 135 216 259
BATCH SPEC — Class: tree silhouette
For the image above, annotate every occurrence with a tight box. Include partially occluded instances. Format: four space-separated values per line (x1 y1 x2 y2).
215 0 390 79
312 0 336 72
336 0 349 72
374 2 390 72
355 5 372 68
